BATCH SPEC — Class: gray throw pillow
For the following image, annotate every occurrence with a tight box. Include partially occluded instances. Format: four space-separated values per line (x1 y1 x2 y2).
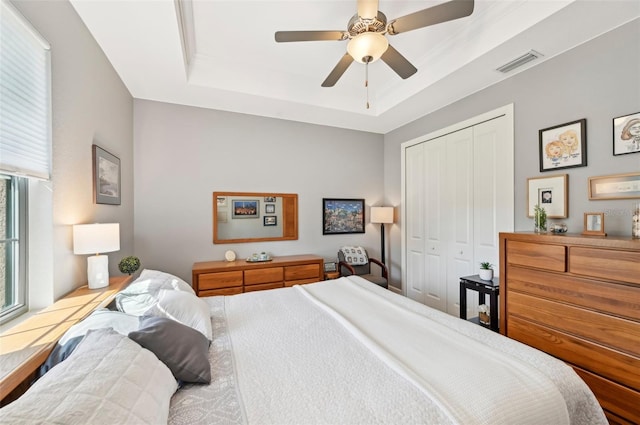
128 316 211 384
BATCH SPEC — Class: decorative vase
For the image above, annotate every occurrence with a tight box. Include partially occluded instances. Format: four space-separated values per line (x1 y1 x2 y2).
478 269 493 281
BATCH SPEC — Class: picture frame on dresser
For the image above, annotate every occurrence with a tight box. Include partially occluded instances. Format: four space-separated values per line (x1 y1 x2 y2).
539 119 587 172
527 174 568 218
92 145 121 205
582 212 606 236
613 111 640 155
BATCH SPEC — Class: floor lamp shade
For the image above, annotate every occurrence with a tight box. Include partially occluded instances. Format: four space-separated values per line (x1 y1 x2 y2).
73 223 120 289
371 207 394 265
370 207 394 224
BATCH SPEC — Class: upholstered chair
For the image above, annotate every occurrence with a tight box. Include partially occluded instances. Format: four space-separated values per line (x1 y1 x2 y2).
337 246 388 289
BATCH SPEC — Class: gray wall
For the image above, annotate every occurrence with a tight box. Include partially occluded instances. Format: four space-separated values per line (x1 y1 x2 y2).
133 100 385 283
12 0 134 302
384 19 640 287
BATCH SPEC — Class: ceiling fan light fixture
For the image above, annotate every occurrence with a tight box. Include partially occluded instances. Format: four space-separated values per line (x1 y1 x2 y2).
347 32 388 64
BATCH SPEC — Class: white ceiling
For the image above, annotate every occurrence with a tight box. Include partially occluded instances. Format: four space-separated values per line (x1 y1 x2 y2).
69 0 639 134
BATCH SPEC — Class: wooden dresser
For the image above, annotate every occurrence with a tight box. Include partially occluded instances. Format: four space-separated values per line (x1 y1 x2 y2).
499 232 640 425
192 254 324 297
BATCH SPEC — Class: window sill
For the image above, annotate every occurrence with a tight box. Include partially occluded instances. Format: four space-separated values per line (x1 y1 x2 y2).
0 275 132 402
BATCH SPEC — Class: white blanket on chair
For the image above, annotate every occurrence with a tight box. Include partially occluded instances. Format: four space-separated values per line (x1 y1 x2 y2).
340 246 368 265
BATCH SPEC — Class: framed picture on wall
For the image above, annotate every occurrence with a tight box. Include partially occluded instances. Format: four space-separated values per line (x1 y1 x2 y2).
92 144 121 205
265 203 275 214
613 112 640 155
322 198 365 235
527 174 568 218
588 172 640 200
264 216 277 226
539 119 587 172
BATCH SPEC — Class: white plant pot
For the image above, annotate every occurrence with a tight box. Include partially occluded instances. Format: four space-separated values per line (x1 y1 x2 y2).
478 269 493 281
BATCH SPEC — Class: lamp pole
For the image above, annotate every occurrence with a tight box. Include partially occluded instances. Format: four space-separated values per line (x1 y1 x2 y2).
380 222 386 265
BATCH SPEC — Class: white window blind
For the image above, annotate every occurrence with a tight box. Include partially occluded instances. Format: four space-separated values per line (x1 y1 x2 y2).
0 0 51 180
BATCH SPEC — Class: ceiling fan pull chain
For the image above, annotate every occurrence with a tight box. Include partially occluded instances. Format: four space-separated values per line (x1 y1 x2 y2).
365 60 370 109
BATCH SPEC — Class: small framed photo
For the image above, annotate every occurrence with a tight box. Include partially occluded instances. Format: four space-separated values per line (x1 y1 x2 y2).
582 212 606 236
323 198 365 235
264 216 277 226
527 174 568 218
265 203 275 214
92 144 121 205
232 200 259 218
539 119 587 172
613 112 640 156
264 196 276 202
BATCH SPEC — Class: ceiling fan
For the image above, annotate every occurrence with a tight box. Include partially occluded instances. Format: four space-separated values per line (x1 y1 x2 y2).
275 0 475 88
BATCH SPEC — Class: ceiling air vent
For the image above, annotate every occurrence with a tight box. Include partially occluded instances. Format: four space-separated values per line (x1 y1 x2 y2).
496 50 543 73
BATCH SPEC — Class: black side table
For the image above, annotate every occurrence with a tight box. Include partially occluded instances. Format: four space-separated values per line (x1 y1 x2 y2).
459 274 500 332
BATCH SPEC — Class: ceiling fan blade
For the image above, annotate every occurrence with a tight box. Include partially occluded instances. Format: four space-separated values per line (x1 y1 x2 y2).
380 45 417 79
388 0 474 35
321 53 354 87
275 31 346 42
357 0 379 20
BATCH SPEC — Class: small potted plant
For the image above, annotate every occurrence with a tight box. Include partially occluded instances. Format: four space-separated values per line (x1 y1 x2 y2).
534 204 547 233
118 256 141 275
479 261 493 281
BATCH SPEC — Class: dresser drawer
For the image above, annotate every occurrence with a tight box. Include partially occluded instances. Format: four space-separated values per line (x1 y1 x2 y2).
243 282 283 292
284 277 320 287
507 316 640 391
574 367 640 425
198 287 243 297
244 267 284 285
570 247 640 285
199 271 243 290
506 240 566 272
506 265 640 321
507 291 640 357
284 264 320 281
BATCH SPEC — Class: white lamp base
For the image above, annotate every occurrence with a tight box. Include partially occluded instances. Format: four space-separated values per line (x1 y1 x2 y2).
87 255 109 289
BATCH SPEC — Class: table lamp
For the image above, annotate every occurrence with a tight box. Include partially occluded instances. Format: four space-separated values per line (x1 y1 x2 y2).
370 206 394 265
73 223 120 289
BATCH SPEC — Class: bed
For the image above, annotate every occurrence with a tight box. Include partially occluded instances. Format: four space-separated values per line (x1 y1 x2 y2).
0 271 607 425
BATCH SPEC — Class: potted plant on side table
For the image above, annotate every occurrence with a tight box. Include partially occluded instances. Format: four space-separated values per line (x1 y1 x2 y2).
478 262 494 281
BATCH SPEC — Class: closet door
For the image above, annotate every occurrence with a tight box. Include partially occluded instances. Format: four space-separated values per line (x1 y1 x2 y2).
423 138 447 311
405 143 426 303
445 128 474 316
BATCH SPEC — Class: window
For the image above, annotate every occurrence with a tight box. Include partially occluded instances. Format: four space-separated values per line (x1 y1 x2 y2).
0 0 51 323
0 174 27 322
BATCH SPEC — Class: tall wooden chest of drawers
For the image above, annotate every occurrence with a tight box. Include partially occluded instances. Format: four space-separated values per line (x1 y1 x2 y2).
499 232 640 425
192 254 324 297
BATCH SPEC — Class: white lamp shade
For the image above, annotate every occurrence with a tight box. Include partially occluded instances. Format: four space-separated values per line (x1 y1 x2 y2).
371 206 394 224
347 32 389 63
73 223 120 255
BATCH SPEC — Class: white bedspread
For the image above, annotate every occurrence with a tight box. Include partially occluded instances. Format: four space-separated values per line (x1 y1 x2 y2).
169 276 606 425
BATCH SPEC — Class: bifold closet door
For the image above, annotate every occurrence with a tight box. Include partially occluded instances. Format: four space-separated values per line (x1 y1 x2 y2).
404 114 512 316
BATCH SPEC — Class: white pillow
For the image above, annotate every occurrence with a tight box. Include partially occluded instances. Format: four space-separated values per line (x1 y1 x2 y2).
59 309 139 345
115 269 194 316
0 328 177 424
146 289 213 341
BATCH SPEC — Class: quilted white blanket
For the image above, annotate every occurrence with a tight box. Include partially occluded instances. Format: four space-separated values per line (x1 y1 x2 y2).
169 276 606 425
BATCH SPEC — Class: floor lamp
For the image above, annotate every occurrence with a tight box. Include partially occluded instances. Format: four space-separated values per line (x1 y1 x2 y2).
370 207 394 265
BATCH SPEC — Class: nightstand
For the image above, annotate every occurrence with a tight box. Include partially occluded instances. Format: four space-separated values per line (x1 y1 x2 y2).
459 274 500 332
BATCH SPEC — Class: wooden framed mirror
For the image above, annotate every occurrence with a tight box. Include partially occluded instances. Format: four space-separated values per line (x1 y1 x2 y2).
213 192 298 244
